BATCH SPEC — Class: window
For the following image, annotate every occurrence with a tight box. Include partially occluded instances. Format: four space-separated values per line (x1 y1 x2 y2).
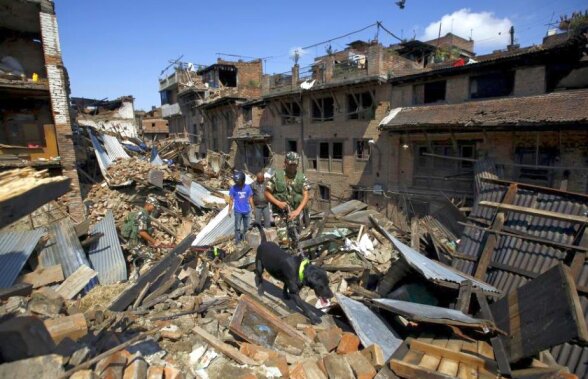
318 185 331 201
355 140 371 160
413 81 447 105
311 97 334 122
470 72 514 99
243 107 252 123
151 122 156 128
281 101 301 125
352 189 367 203
347 91 374 120
308 141 344 173
286 139 298 153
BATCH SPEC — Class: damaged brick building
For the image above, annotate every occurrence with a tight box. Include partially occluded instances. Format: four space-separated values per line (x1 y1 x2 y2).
0 0 83 219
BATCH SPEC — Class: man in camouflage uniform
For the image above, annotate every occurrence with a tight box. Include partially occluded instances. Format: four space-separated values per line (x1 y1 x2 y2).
121 195 161 262
265 151 311 226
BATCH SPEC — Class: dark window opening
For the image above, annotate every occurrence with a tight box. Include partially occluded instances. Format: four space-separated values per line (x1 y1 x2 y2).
470 72 514 99
424 81 446 103
347 91 374 120
286 139 298 153
319 142 329 159
244 108 252 122
151 123 156 127
219 67 237 87
319 185 330 201
352 190 367 203
311 97 334 122
355 140 371 160
332 142 343 160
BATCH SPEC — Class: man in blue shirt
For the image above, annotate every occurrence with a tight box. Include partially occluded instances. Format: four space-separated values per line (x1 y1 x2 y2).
228 171 254 243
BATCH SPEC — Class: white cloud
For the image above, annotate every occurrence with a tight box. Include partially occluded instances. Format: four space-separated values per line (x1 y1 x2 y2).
421 9 513 52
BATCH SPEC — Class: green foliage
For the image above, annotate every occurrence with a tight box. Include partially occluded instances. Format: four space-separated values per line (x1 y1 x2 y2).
559 10 588 34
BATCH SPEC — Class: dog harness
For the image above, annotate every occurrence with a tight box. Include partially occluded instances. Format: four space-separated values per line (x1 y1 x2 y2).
213 246 219 257
298 258 310 282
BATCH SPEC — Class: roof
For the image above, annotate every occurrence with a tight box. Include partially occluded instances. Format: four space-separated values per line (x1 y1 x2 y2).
87 211 127 284
380 89 588 132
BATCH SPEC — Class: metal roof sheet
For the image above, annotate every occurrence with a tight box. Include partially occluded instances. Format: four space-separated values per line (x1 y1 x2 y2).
176 181 225 209
102 134 130 161
39 219 98 294
87 210 127 284
192 205 233 246
337 294 403 360
0 228 45 288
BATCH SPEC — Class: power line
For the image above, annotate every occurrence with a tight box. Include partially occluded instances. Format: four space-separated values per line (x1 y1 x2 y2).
301 22 378 50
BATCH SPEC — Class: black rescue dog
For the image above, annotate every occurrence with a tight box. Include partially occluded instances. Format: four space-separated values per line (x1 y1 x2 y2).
253 223 333 324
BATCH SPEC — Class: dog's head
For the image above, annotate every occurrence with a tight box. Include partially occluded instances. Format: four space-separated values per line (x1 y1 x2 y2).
305 265 334 303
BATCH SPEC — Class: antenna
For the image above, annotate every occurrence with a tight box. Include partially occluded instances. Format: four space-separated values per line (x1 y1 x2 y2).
159 55 183 77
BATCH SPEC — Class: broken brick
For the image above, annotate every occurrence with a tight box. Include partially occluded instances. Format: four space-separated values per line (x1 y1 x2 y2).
146 366 164 379
360 344 385 370
336 332 360 354
290 360 327 379
95 351 127 378
163 365 185 379
345 351 377 379
323 353 355 379
240 342 288 376
123 354 148 379
303 326 318 341
317 326 342 352
70 370 99 379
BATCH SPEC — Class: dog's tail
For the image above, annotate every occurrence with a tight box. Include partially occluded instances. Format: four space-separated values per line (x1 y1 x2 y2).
252 222 267 243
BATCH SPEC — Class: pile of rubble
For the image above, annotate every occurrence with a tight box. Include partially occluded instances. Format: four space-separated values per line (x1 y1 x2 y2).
105 158 180 186
1 147 587 378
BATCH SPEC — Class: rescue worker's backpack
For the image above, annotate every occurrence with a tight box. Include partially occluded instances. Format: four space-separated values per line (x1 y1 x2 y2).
121 211 140 242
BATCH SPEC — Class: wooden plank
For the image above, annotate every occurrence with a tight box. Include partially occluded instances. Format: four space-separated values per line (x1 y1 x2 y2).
457 363 477 379
489 264 588 363
390 359 455 379
456 280 472 314
408 338 486 369
140 255 182 306
478 200 588 224
437 339 463 377
44 313 87 344
20 265 64 289
0 168 71 229
480 177 588 201
418 338 448 371
475 292 512 376
477 341 494 360
411 218 420 251
474 183 517 280
55 265 97 300
192 325 259 366
571 227 588 281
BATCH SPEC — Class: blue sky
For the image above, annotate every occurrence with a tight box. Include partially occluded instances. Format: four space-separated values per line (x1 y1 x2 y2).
56 0 586 110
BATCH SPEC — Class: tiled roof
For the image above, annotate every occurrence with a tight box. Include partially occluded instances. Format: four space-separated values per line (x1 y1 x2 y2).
380 89 588 131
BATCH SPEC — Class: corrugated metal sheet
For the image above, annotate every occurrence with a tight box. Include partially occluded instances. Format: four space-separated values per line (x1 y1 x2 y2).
89 129 113 174
39 219 98 293
452 173 588 376
87 211 127 284
102 134 130 161
385 228 500 294
0 228 46 288
371 298 492 328
337 294 402 360
177 181 225 209
192 206 233 246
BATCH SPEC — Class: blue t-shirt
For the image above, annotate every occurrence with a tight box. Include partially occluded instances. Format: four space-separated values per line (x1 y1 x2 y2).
229 184 253 214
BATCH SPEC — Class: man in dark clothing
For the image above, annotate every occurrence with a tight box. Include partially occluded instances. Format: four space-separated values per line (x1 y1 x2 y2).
251 172 271 228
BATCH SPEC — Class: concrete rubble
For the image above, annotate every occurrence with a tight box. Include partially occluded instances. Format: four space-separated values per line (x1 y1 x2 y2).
0 133 586 379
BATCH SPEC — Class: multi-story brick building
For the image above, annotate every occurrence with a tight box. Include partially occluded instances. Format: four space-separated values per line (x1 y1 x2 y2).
0 0 83 220
379 32 588 215
140 107 169 141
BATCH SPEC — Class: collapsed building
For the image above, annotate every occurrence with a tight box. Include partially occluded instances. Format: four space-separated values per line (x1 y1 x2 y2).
0 0 83 220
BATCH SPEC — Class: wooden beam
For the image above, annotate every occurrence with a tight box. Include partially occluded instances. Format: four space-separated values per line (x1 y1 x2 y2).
475 292 512 377
455 280 472 314
411 218 420 251
56 265 97 300
458 221 588 253
571 227 588 281
390 359 455 379
474 183 518 280
478 201 588 224
192 325 259 366
480 177 588 200
407 338 486 369
20 264 64 289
